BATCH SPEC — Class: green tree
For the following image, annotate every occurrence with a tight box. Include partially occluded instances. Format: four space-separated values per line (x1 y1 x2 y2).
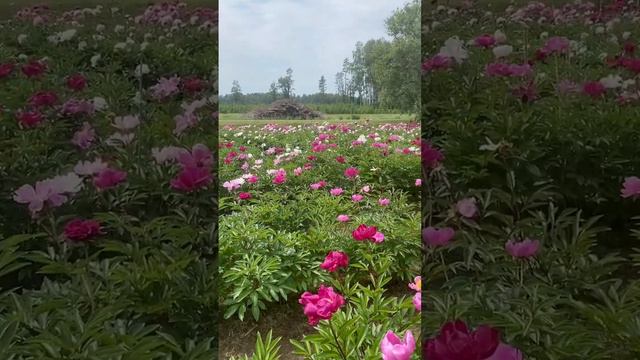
230 80 243 103
269 82 278 102
318 75 327 96
277 68 294 98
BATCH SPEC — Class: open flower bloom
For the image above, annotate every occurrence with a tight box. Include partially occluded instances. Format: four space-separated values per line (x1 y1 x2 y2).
422 226 455 247
64 218 102 241
621 176 640 199
380 330 415 360
298 285 344 326
13 173 83 217
320 251 349 272
409 276 421 292
352 224 377 241
425 321 499 360
505 238 540 258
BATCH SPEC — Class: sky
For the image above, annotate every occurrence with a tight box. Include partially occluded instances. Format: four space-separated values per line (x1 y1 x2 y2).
219 0 407 95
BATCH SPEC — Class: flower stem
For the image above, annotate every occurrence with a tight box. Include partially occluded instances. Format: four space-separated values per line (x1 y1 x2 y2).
328 319 348 360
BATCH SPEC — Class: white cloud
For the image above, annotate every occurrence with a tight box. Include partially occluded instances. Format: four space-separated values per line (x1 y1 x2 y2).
220 0 407 95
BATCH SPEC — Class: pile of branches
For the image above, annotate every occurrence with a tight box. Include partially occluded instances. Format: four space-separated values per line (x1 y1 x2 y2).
251 99 323 120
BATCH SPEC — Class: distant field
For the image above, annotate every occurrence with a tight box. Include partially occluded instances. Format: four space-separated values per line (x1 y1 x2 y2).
220 113 416 125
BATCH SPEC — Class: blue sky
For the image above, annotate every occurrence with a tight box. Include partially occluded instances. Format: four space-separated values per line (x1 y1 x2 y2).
219 0 407 95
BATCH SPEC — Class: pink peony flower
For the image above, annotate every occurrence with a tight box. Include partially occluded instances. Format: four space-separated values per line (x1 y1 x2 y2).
505 238 540 258
378 198 390 206
337 214 350 222
422 54 453 72
13 173 82 216
372 231 385 243
351 194 364 202
310 181 327 190
544 36 570 54
415 178 422 186
621 176 640 199
93 168 127 190
412 292 421 312
320 251 349 272
380 330 415 360
422 227 455 247
408 276 421 292
178 143 213 169
71 122 96 149
456 197 478 218
344 167 359 179
352 224 377 241
150 76 181 100
299 285 345 326
330 187 344 196
361 185 371 193
170 166 212 192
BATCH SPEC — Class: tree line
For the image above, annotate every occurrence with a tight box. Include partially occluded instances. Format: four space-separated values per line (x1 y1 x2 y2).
221 0 419 112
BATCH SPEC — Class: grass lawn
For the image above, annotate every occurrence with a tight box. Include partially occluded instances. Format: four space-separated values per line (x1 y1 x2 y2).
220 113 416 126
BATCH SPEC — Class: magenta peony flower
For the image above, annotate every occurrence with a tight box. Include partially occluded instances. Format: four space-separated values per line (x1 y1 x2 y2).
299 285 345 326
170 166 212 192
486 343 524 360
474 34 496 48
583 81 606 98
352 224 377 241
425 321 500 360
16 110 44 128
238 192 251 200
421 140 444 169
64 219 102 241
320 251 349 272
21 60 47 78
422 227 455 247
380 330 415 360
621 176 640 199
422 54 453 72
0 62 15 78
29 90 58 107
505 238 540 258
344 167 359 179
66 73 87 91
93 168 127 190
